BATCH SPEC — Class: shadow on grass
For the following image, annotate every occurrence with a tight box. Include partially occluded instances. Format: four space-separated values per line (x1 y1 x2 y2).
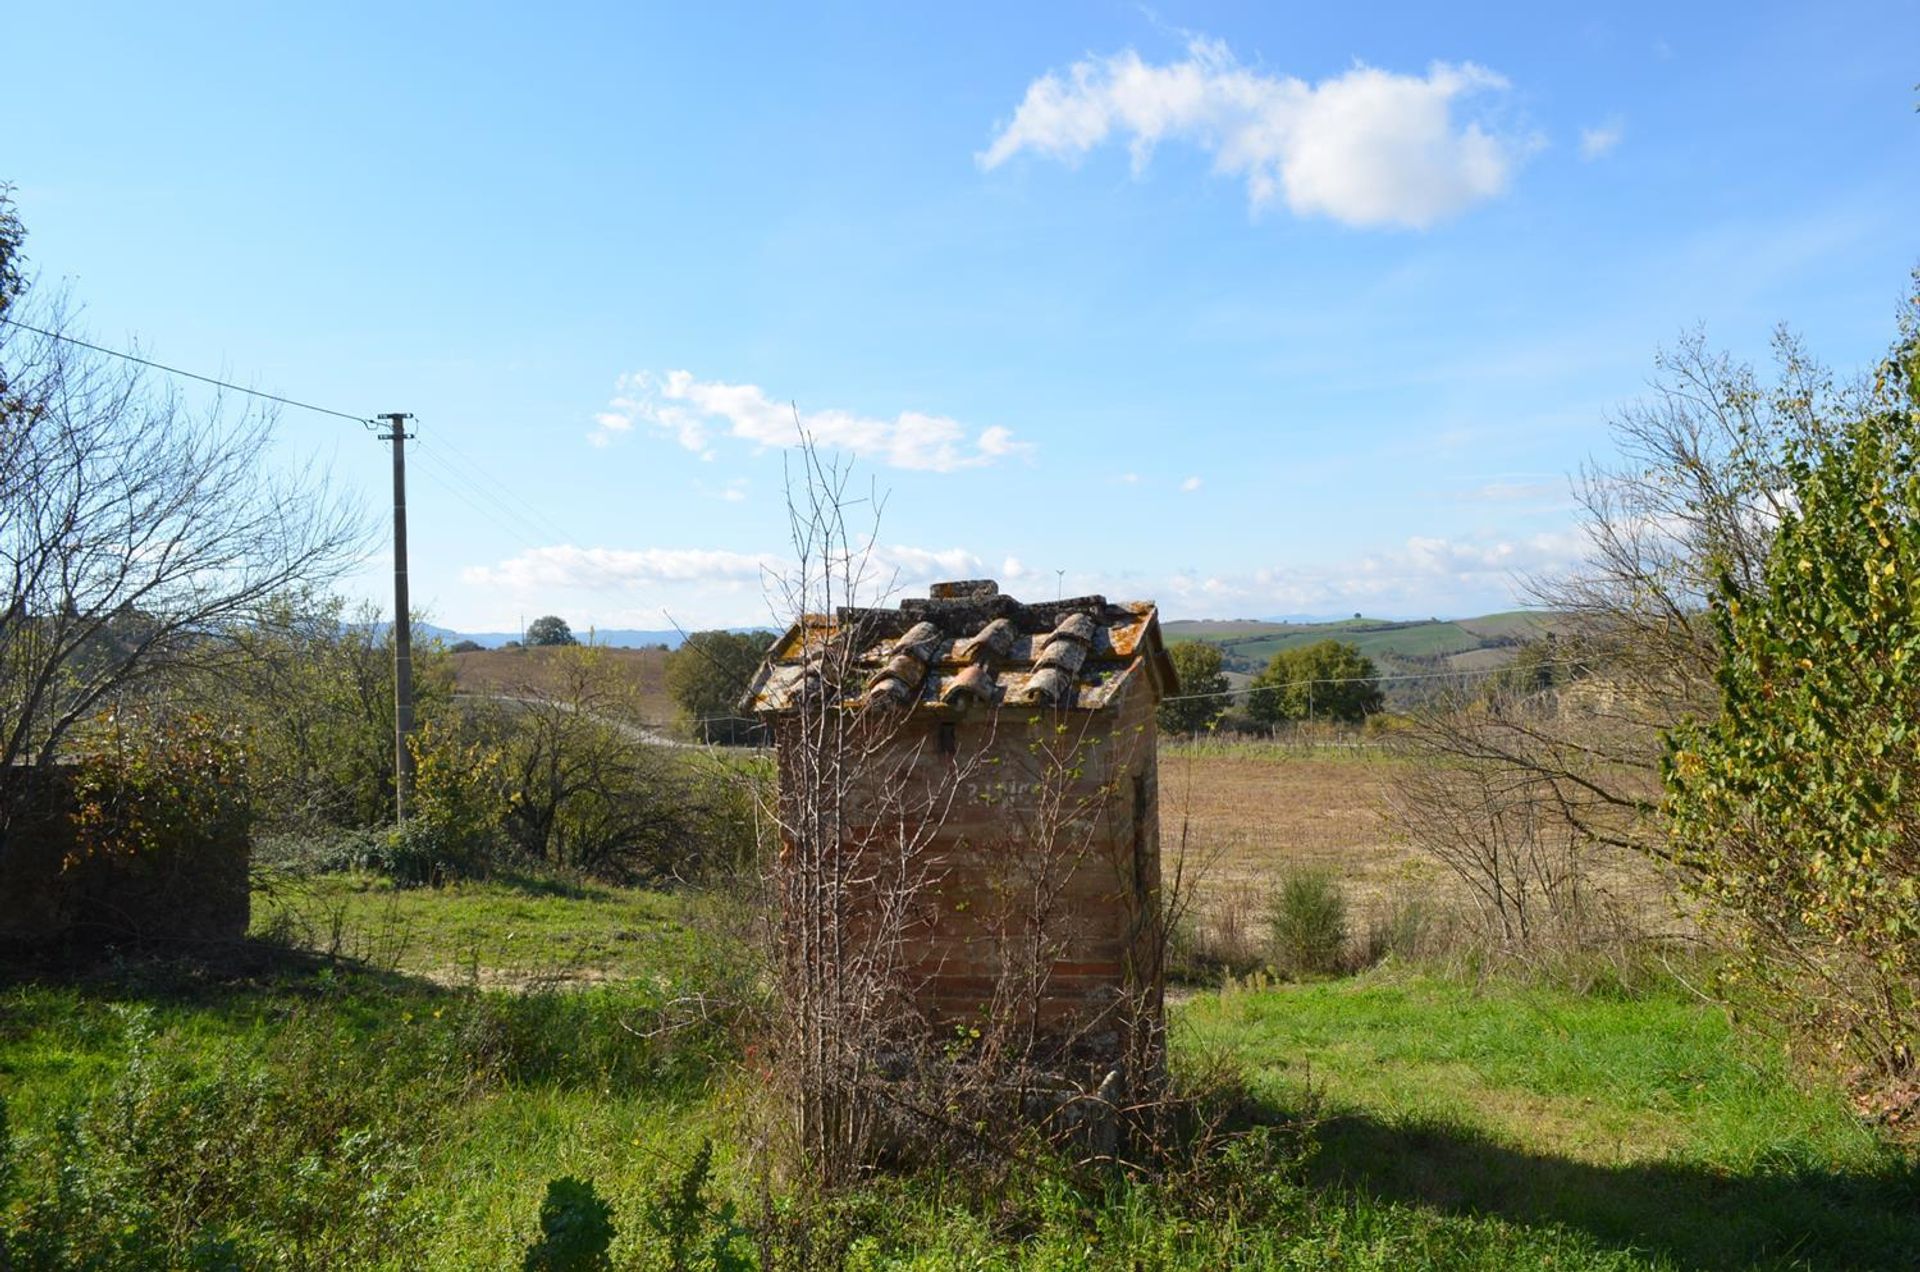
480 869 617 901
1303 1107 1919 1270
0 937 457 1030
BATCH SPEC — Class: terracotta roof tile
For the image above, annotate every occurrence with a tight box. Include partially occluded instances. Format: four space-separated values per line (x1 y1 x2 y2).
745 580 1176 715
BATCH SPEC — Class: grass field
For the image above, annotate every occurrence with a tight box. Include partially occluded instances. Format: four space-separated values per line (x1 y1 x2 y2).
3 876 1911 1268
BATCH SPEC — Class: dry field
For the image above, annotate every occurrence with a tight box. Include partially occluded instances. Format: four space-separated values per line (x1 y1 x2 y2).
450 646 677 728
1157 738 1682 951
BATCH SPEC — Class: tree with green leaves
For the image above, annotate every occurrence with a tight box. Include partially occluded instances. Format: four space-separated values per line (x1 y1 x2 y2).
665 629 775 744
525 615 577 647
1157 641 1229 735
1665 300 1920 1077
1248 640 1383 725
208 592 453 829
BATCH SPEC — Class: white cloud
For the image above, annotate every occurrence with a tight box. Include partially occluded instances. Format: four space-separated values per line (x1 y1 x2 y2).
1180 475 1204 492
1579 118 1624 160
980 37 1529 228
591 371 1032 472
1459 479 1563 503
454 531 1584 632
464 542 984 597
463 546 778 592
1118 472 1141 485
1159 530 1584 617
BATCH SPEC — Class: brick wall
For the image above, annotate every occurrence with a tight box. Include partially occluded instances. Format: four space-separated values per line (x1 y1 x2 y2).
774 684 1163 1059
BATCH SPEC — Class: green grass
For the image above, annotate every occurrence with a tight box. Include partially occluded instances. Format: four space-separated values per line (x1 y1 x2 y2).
1181 970 1916 1268
251 871 725 986
3 879 1914 1269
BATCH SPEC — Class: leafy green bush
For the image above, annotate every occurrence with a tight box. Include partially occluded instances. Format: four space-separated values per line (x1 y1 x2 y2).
1666 308 1920 1077
1248 640 1383 725
1158 641 1229 735
1268 869 1350 978
68 711 249 869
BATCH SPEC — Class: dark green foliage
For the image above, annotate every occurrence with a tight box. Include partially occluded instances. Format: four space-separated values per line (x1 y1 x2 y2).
449 639 483 654
1248 640 1384 725
1665 304 1920 1075
1158 641 1229 735
526 616 578 647
1268 869 1350 977
665 631 775 744
522 1176 615 1272
213 592 455 831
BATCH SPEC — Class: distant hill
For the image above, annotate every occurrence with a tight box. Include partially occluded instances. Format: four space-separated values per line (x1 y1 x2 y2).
1162 611 1567 705
419 624 686 650
403 624 772 651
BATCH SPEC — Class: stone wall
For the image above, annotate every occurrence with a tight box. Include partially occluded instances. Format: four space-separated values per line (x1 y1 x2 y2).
0 765 250 949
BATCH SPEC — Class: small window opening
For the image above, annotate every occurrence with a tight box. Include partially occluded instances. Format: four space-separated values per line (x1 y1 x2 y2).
1132 774 1147 824
938 721 957 755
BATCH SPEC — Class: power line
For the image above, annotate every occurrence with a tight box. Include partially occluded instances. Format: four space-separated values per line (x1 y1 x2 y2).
0 315 374 426
4 309 612 576
423 431 580 546
410 438 561 549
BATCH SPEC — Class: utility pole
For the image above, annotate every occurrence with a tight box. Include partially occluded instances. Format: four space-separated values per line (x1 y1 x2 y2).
377 412 416 821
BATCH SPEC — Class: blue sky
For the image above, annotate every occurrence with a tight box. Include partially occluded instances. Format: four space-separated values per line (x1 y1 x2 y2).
9 2 1917 631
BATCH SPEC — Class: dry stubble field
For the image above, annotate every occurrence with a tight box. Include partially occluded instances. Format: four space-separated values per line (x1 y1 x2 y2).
1158 739 1682 951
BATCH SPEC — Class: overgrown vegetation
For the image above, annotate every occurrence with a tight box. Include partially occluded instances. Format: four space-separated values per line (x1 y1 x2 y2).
216 606 761 889
1666 303 1920 1081
664 630 774 745
2 885 1914 1269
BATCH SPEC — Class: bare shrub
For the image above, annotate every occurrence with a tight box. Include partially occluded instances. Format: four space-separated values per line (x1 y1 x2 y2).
1166 882 1266 981
1385 740 1600 949
1384 330 1856 942
1360 892 1437 968
0 197 365 838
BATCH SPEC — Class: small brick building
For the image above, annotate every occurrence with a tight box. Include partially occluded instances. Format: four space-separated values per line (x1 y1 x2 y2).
747 580 1177 1065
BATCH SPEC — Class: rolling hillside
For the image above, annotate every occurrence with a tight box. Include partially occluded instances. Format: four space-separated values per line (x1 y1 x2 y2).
1163 611 1565 703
